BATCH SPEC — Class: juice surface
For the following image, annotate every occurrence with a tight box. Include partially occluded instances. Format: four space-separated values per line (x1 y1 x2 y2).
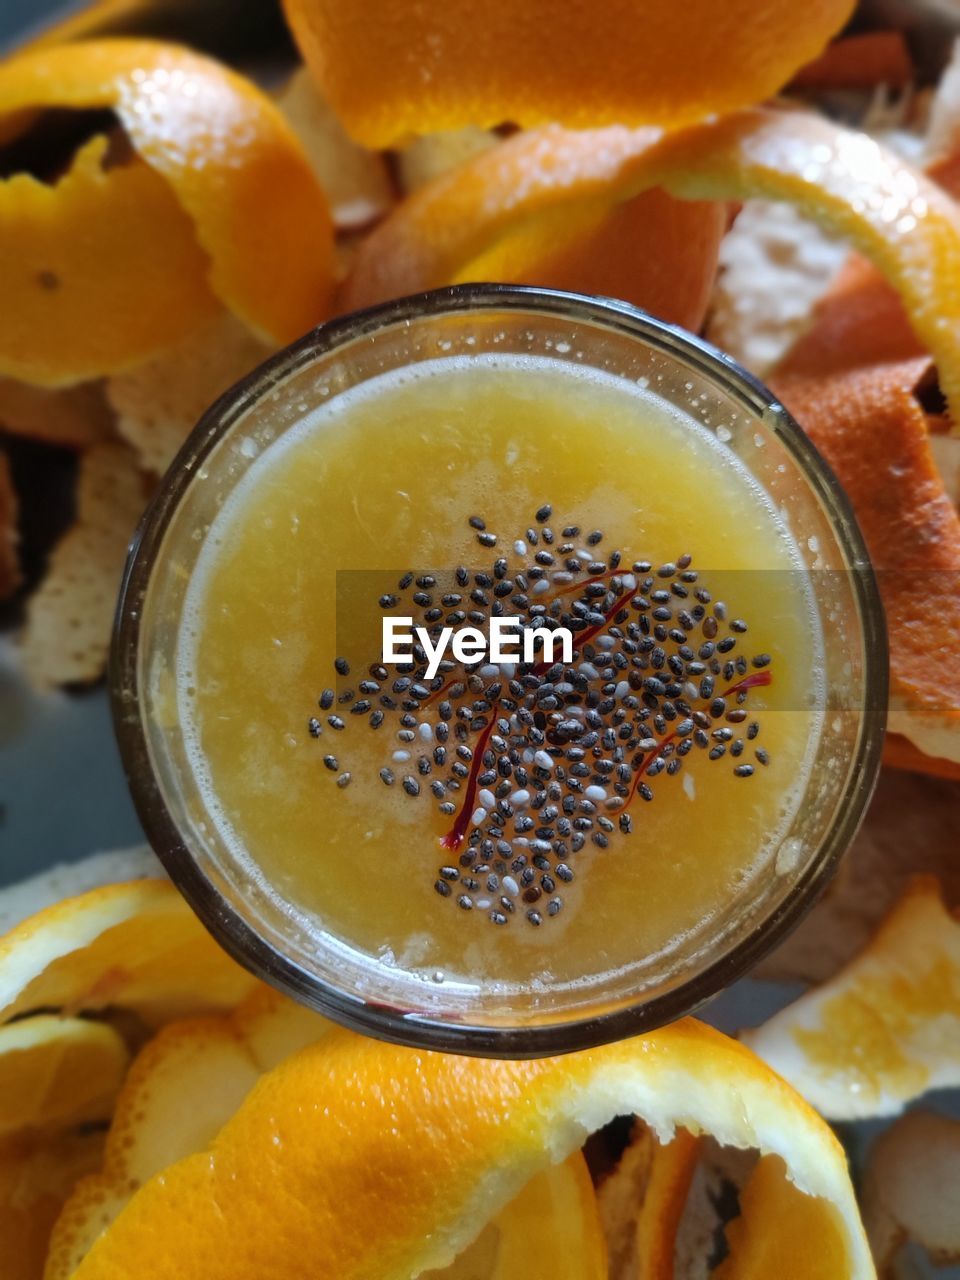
180 355 823 991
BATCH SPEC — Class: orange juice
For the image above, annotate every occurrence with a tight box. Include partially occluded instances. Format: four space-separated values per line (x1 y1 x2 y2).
179 355 823 991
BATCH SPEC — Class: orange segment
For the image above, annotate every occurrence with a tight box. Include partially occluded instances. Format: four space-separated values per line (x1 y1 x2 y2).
715 1155 852 1279
283 0 853 147
344 108 960 437
0 134 218 386
745 877 960 1119
0 39 333 364
67 1019 873 1280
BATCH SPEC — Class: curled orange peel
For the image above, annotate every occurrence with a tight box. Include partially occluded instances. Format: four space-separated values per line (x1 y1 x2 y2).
284 0 853 147
344 108 960 437
0 134 218 386
0 879 258 1028
65 1018 873 1280
0 39 333 382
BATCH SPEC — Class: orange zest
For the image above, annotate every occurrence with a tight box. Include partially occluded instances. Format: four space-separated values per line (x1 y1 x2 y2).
63 1018 873 1279
284 0 853 147
0 39 333 383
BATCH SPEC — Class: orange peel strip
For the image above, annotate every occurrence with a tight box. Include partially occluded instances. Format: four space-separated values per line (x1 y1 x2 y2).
0 134 218 387
66 1019 872 1280
457 189 727 333
635 1128 700 1280
0 39 333 353
344 108 960 438
0 879 258 1028
745 876 960 1120
771 358 960 764
283 0 853 147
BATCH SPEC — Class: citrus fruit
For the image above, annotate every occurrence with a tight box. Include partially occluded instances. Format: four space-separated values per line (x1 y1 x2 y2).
62 1018 872 1279
0 39 333 384
745 877 960 1119
284 0 854 147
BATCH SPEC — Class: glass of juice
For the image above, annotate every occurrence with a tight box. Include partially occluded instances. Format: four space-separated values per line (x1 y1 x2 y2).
111 285 887 1056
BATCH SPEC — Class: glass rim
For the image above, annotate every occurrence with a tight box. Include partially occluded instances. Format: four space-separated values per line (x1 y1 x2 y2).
111 283 889 1058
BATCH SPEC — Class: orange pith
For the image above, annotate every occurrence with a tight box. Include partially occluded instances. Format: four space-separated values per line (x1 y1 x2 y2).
63 1018 873 1279
0 39 333 384
283 0 853 146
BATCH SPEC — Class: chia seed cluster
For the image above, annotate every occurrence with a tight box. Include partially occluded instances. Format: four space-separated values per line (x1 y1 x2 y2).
310 505 773 928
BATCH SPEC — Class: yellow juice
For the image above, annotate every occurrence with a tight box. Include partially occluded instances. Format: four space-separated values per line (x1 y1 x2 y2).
180 355 823 991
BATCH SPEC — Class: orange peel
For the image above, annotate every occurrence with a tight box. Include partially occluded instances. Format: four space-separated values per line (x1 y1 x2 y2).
0 1016 128 1140
283 0 853 147
716 1155 853 1279
771 357 960 764
63 1018 872 1279
0 134 218 387
635 1128 701 1280
745 877 960 1120
0 38 333 382
0 878 258 1028
0 1128 105 1280
344 108 960 435
789 31 913 92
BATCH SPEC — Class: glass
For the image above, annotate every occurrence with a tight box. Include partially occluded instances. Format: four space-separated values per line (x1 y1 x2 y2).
111 284 887 1057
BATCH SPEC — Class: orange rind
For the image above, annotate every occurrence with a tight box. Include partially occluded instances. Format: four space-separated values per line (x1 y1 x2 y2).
0 134 218 387
62 1018 872 1279
284 0 853 147
789 31 913 92
716 1155 853 1279
0 878 258 1028
0 1128 105 1280
344 109 960 436
771 357 960 765
745 877 960 1120
0 1016 128 1139
0 39 333 384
